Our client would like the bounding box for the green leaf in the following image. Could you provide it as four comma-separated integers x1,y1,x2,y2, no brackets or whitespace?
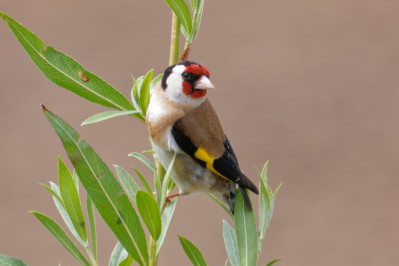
119,255,134,266
188,0,204,43
258,162,281,255
266,258,283,266
87,195,97,260
81,110,138,126
273,182,282,199
208,193,234,220
130,76,145,122
41,183,64,207
0,12,134,111
136,191,162,240
43,107,148,265
234,189,258,266
160,153,176,209
132,76,143,105
0,254,27,266
58,156,87,243
178,236,207,266
132,168,153,195
115,165,140,205
165,0,193,34
154,172,162,207
150,74,163,93
259,181,271,252
260,161,269,185
129,152,156,173
30,211,90,266
142,150,155,154
72,170,80,193
109,242,129,266
139,69,153,116
49,182,85,246
223,221,239,266
157,198,177,254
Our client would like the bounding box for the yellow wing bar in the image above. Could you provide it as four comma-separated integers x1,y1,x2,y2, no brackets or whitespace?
194,147,231,182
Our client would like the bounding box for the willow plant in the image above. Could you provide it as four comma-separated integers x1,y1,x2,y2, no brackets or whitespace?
0,1,281,265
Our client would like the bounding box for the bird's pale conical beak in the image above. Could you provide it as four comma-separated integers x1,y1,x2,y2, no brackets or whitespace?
194,76,215,90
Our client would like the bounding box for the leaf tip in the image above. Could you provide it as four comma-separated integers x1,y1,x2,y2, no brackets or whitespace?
41,103,48,112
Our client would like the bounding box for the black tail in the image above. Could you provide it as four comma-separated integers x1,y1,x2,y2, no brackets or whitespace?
240,186,253,211
238,174,258,211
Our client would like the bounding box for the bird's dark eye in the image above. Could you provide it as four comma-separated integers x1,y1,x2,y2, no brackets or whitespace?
182,72,190,80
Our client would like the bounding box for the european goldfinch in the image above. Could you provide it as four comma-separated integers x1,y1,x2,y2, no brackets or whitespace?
146,61,258,212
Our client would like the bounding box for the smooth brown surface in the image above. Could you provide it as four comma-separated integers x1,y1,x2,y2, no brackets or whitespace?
1,0,398,265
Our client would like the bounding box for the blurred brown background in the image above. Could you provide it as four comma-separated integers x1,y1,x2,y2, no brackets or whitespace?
1,0,398,265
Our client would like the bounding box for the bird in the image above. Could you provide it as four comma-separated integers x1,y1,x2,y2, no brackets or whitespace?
146,61,258,213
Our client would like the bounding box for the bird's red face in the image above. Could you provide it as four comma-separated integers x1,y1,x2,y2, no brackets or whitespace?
181,64,211,98
161,61,215,107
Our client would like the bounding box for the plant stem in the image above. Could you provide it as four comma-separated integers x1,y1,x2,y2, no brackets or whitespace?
85,245,98,266
169,13,181,66
149,236,158,266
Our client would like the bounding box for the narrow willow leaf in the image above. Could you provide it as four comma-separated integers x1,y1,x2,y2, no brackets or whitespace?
87,195,97,260
58,156,87,243
0,254,27,266
41,183,64,207
132,168,153,195
150,74,163,93
72,170,79,194
136,191,162,240
109,242,129,266
235,189,258,266
154,172,162,207
30,211,90,266
189,0,204,43
132,76,143,105
266,258,283,266
0,12,134,111
81,110,138,126
119,255,134,266
223,221,239,266
258,162,281,255
115,165,140,205
142,150,155,154
49,182,85,246
165,0,193,34
130,77,145,122
157,198,177,254
208,193,234,220
129,152,156,173
160,153,176,209
43,107,148,265
259,182,271,253
139,69,153,116
260,161,269,185
178,236,207,266
181,25,189,40
273,182,283,199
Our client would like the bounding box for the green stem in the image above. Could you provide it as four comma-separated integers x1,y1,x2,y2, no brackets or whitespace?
169,13,181,66
149,236,158,266
85,244,98,266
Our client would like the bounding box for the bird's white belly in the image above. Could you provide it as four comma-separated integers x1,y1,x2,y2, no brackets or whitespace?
152,142,214,195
